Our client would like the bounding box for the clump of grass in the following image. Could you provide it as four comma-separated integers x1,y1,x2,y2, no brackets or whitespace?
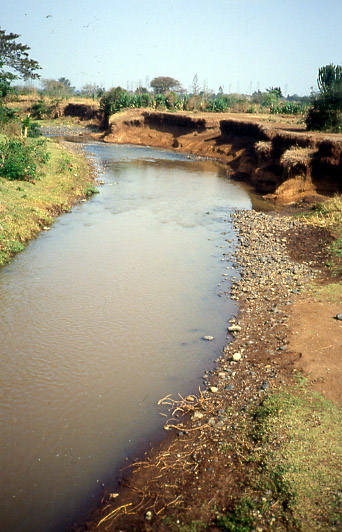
280,146,315,169
0,140,97,266
304,195,342,229
254,140,272,157
300,194,342,276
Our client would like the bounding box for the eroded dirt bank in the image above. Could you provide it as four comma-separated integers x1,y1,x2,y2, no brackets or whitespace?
103,110,342,204
76,206,342,532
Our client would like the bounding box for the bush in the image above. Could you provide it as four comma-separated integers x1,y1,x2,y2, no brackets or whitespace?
270,102,308,115
306,64,342,132
100,87,127,118
27,122,42,137
30,99,53,119
0,104,15,123
0,137,49,181
305,90,342,132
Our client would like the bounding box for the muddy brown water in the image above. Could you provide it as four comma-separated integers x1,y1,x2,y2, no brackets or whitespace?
0,143,258,532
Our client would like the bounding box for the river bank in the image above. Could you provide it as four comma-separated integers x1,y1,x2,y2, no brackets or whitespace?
0,135,98,266
1,118,341,531
77,205,342,531
104,110,342,205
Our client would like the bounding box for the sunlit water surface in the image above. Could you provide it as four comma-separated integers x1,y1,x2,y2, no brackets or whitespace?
0,143,252,531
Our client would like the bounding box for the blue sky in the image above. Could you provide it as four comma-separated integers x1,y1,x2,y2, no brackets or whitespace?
2,0,342,95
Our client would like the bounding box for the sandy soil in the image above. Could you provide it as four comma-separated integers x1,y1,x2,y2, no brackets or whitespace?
289,299,342,402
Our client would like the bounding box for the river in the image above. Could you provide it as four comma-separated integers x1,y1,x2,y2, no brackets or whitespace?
0,142,254,531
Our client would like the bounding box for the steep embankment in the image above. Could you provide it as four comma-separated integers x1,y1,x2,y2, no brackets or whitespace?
104,110,342,203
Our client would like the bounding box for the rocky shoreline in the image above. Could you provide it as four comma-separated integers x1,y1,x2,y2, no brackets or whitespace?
79,208,323,531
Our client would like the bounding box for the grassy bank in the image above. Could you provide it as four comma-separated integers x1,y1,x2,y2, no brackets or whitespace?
213,383,341,532
0,138,97,266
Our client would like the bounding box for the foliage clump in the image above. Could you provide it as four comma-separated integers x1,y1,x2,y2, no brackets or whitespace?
0,137,49,181
306,64,342,132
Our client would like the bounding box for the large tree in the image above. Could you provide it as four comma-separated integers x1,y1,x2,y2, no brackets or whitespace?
41,77,75,98
150,76,181,94
0,28,40,97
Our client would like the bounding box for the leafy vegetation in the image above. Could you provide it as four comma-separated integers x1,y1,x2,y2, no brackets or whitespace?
0,27,40,101
0,136,49,181
306,64,342,132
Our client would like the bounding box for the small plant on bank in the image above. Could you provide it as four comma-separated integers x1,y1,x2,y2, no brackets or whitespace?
30,99,53,119
84,186,99,197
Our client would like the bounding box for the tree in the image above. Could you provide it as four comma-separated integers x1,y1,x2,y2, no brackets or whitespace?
81,83,104,99
41,78,74,98
191,74,199,96
266,86,283,98
0,28,40,97
150,76,181,94
317,64,342,94
306,64,342,132
58,77,75,95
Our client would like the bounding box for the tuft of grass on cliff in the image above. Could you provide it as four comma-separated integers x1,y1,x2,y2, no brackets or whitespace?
0,138,97,266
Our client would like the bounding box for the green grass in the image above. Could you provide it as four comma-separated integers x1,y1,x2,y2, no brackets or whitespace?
163,516,207,531
0,139,97,266
306,281,342,303
300,195,342,277
216,386,342,532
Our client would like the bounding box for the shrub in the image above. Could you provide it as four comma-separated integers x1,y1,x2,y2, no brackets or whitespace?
30,99,53,119
100,87,127,118
27,122,42,137
270,102,308,115
305,64,342,132
0,137,49,181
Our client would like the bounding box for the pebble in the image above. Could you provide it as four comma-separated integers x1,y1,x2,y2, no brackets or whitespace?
228,325,241,332
192,411,204,420
203,336,214,341
232,353,242,361
210,386,219,393
335,314,342,320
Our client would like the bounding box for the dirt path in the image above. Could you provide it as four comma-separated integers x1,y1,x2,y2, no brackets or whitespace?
289,299,342,402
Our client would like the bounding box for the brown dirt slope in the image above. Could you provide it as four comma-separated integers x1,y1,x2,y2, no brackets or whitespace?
104,110,342,204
